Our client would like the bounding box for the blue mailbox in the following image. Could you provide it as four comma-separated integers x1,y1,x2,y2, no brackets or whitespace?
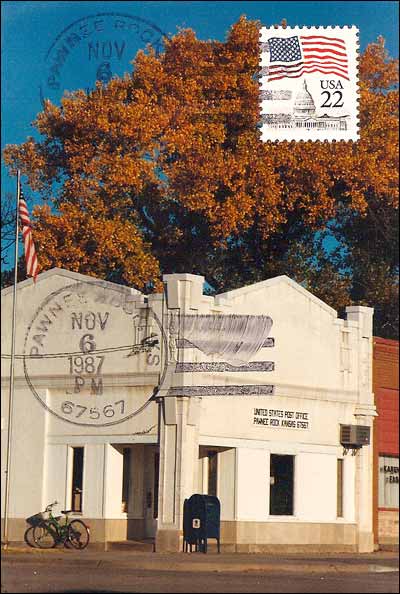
183,494,221,553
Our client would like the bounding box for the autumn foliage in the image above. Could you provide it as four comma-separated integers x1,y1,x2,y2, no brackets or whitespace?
3,18,399,334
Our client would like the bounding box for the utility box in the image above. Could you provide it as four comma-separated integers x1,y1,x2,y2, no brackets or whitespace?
183,494,221,553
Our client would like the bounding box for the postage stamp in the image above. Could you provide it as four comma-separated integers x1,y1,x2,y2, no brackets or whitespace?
40,12,167,106
259,26,359,142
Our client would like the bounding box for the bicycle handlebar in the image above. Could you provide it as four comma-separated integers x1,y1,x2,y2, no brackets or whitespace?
44,500,58,512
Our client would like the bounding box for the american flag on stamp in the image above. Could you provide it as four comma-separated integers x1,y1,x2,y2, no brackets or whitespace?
19,188,39,282
266,35,349,81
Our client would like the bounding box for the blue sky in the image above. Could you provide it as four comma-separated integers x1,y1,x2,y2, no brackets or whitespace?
1,1,399,267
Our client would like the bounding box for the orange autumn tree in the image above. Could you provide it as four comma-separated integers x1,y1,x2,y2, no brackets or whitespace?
3,19,399,333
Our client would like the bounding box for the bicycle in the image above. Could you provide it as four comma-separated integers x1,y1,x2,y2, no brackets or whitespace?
26,501,90,549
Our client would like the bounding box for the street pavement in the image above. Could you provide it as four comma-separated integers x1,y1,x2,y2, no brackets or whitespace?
2,547,399,593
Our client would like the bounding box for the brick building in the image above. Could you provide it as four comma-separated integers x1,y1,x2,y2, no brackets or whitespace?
373,337,399,549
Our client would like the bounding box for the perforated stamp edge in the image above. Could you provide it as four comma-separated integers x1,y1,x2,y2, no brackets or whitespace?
259,25,360,143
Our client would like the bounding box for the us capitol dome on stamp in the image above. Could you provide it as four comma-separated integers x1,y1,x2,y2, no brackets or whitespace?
266,79,349,131
293,80,316,117
290,79,349,130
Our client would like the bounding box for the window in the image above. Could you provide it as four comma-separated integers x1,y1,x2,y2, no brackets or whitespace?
270,454,294,515
208,451,218,496
71,447,84,512
337,459,344,517
379,455,399,509
122,448,131,513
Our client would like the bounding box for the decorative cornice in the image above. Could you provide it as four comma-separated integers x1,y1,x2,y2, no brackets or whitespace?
175,361,274,373
166,385,274,397
176,337,275,349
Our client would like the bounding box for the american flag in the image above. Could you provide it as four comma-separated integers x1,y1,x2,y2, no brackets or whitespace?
19,188,39,282
265,35,349,82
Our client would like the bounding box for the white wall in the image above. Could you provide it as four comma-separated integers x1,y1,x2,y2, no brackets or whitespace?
199,396,356,446
103,444,123,518
218,448,236,521
236,448,269,520
233,448,352,524
1,386,47,518
43,444,69,513
215,278,349,393
84,444,105,518
294,453,337,521
343,455,356,522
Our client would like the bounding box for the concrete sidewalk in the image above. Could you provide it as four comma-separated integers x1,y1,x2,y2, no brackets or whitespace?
2,546,399,575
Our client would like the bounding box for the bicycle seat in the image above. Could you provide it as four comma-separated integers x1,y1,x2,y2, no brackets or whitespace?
61,509,73,514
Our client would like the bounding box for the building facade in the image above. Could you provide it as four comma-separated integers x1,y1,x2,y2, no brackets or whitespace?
1,269,376,552
373,337,399,549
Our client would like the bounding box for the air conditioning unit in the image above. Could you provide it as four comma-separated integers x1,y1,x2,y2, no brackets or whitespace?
340,424,370,447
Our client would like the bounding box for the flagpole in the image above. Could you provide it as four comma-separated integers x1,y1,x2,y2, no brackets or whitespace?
3,169,20,549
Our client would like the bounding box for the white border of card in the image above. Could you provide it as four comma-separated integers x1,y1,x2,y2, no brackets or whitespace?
260,26,359,142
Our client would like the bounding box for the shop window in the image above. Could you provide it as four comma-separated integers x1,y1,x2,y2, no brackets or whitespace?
122,448,131,513
71,447,84,512
270,454,294,516
153,453,160,519
379,455,399,509
337,459,344,517
208,451,218,496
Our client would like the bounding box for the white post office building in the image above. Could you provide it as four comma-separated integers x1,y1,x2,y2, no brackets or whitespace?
1,268,376,552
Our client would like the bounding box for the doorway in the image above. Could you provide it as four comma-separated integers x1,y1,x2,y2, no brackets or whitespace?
144,447,159,538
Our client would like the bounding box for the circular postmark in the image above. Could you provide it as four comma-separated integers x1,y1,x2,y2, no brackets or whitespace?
40,12,168,106
23,280,168,427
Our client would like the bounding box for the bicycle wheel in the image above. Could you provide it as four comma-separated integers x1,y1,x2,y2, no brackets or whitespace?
32,525,56,548
24,526,36,548
67,520,90,549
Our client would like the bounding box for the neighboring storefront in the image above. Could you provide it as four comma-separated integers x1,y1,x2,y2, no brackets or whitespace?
1,268,377,552
373,337,399,549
